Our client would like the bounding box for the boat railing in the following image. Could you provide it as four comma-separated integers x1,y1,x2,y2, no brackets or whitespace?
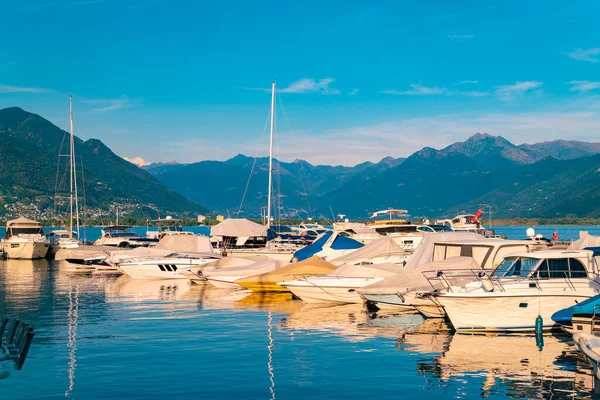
423,268,600,293
0,319,34,371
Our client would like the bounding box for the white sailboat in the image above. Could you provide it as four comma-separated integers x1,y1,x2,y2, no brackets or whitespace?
49,96,81,254
224,81,303,262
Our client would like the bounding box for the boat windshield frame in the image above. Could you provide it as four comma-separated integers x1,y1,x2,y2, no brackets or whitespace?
493,256,542,278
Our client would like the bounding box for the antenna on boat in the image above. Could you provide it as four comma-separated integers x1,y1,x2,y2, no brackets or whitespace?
266,81,276,228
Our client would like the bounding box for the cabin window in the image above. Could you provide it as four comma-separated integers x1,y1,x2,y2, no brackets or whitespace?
548,258,569,278
569,259,587,278
495,257,539,277
461,246,473,257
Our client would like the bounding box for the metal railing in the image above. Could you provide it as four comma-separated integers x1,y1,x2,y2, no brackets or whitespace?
0,319,34,371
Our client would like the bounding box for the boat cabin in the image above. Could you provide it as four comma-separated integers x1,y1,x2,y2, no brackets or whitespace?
100,226,138,238
5,218,44,239
493,249,597,279
432,239,553,269
146,217,192,240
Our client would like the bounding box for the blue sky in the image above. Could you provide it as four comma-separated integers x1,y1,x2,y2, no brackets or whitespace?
1,0,600,165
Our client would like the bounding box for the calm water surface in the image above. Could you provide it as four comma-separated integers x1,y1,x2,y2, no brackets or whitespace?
0,259,599,399
2,225,600,398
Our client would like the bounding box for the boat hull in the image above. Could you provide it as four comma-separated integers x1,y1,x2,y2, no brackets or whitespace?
438,293,592,332
227,250,293,263
2,240,49,259
361,293,417,312
206,277,244,289
285,285,363,304
119,264,197,280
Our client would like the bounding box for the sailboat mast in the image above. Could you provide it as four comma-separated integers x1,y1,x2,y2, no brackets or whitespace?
266,81,275,228
71,97,81,238
69,96,74,239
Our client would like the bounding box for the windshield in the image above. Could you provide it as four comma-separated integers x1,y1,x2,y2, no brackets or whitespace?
494,257,540,278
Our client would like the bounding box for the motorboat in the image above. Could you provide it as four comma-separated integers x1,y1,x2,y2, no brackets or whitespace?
552,290,600,334
94,225,150,247
330,236,410,267
211,218,304,262
202,258,282,289
1,218,50,259
435,210,489,235
431,249,600,332
109,234,221,279
145,216,195,241
358,232,553,310
365,209,425,250
46,229,80,256
279,263,399,304
118,253,221,279
235,255,337,292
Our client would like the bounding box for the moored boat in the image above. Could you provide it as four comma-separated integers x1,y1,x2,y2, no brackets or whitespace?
1,218,50,259
432,249,600,332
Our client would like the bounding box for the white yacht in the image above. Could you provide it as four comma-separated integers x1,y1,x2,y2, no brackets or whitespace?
47,229,80,257
435,211,486,234
365,209,427,250
1,218,50,259
118,253,221,279
145,216,194,241
431,249,600,332
279,263,399,304
94,225,149,247
358,233,553,310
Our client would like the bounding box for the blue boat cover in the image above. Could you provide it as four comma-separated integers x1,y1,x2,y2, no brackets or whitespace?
293,232,363,262
551,294,600,323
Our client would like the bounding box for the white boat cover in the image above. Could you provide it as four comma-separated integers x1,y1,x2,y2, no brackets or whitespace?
331,236,405,266
154,234,215,253
330,262,400,278
203,258,281,278
358,256,479,295
402,231,481,272
568,234,600,250
210,218,267,238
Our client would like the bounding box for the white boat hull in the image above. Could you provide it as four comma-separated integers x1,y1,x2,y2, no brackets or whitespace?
2,240,49,259
282,277,385,304
438,292,593,332
206,277,244,289
361,293,417,312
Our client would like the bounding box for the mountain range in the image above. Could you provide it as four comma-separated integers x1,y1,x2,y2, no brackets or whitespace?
0,107,207,220
2,106,599,221
147,133,600,219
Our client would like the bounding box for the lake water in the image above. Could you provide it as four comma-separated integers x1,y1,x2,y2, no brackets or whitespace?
0,259,599,399
2,225,600,399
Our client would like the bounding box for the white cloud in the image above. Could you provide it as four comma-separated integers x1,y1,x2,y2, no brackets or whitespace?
567,48,600,63
448,34,474,40
82,95,136,112
494,81,543,102
166,105,600,166
382,83,487,97
455,80,478,85
382,84,446,95
349,88,359,96
124,156,150,166
567,80,600,92
245,78,340,94
0,84,52,93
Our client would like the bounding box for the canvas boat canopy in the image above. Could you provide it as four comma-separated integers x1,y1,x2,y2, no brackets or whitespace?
235,255,337,292
7,217,43,227
203,258,281,279
293,231,363,262
402,231,482,272
210,218,268,238
330,262,399,278
358,256,480,295
331,236,405,266
569,234,600,250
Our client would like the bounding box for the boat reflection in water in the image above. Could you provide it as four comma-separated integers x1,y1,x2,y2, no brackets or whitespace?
420,333,594,398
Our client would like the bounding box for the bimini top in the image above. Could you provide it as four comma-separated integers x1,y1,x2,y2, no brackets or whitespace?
210,218,268,238
7,217,42,227
103,225,133,231
293,231,363,262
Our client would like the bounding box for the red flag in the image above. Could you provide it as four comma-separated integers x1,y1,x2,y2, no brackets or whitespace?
473,209,484,224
